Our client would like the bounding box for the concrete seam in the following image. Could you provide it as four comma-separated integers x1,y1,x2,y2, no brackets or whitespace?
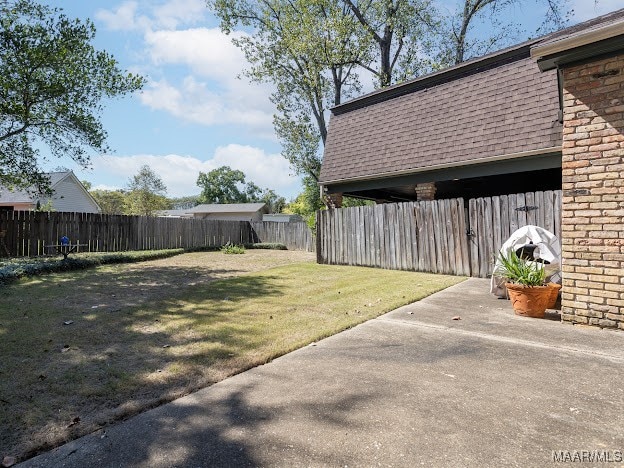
377,317,624,363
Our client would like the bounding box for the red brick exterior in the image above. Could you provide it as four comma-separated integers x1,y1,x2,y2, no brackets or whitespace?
561,53,624,329
415,182,437,201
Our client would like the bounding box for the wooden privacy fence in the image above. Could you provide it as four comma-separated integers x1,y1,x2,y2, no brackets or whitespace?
251,221,315,252
0,211,253,257
316,198,470,275
316,190,562,278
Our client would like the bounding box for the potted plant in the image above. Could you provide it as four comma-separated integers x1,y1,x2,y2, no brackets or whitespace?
495,250,552,318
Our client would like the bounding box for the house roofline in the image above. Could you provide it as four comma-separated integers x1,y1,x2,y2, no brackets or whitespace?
330,40,537,116
319,146,562,186
531,21,624,60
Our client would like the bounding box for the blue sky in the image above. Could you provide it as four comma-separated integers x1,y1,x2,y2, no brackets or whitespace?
39,0,623,199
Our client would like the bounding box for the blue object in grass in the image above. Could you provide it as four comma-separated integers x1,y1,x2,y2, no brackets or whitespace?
60,236,70,246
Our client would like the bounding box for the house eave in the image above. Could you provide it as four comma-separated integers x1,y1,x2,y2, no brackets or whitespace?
320,146,562,189
532,24,624,71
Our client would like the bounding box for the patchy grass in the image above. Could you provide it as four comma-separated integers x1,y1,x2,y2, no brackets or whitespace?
0,250,464,462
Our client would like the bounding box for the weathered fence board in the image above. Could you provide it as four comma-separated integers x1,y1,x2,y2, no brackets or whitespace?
316,199,468,274
316,190,562,278
250,221,315,252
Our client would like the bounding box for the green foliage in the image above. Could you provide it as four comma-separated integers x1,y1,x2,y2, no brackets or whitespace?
197,166,255,204
211,0,367,181
342,196,375,208
212,0,571,193
169,195,200,210
0,0,144,193
495,250,546,287
125,165,169,216
284,176,324,228
196,166,286,211
0,249,184,283
220,242,246,254
245,243,288,250
90,188,127,215
437,0,570,66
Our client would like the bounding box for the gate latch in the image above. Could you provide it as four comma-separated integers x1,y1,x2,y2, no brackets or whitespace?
516,205,538,212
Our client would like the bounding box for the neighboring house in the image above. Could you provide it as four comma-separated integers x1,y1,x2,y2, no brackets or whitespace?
187,203,269,222
262,213,304,223
0,171,100,213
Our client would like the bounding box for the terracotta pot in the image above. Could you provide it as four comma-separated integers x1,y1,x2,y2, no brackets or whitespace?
505,283,550,318
546,282,562,309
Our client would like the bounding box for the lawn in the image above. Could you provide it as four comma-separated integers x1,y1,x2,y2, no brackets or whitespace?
0,250,464,462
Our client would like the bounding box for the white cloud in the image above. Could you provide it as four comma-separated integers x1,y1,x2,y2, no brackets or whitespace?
95,1,142,31
83,147,298,198
571,0,624,21
96,0,207,32
139,26,276,136
152,0,207,30
139,77,273,132
145,28,247,81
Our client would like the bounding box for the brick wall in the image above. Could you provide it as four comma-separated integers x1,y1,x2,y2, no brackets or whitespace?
561,53,624,329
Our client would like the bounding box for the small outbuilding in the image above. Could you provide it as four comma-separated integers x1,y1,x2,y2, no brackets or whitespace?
187,203,269,222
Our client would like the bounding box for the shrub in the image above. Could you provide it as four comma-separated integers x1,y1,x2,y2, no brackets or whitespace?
0,249,184,284
244,243,287,250
221,243,246,254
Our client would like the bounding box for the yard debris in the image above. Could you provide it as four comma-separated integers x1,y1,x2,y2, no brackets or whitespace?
162,344,170,348
2,455,16,467
61,345,70,353
63,320,74,325
452,316,461,320
269,315,273,319
67,417,80,428
407,311,414,315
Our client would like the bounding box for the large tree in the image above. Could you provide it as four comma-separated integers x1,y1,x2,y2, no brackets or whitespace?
197,166,286,211
212,0,571,206
90,189,128,215
342,0,438,86
125,165,169,216
212,0,367,180
440,0,570,66
0,0,143,193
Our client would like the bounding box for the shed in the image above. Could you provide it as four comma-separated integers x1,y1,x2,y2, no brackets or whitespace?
188,203,269,222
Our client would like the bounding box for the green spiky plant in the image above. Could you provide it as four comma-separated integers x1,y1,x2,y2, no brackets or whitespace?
496,250,546,287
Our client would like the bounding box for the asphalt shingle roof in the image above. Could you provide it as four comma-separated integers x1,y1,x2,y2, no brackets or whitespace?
0,172,71,203
319,53,561,184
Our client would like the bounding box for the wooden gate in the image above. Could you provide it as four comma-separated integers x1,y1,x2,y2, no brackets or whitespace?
467,190,562,278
